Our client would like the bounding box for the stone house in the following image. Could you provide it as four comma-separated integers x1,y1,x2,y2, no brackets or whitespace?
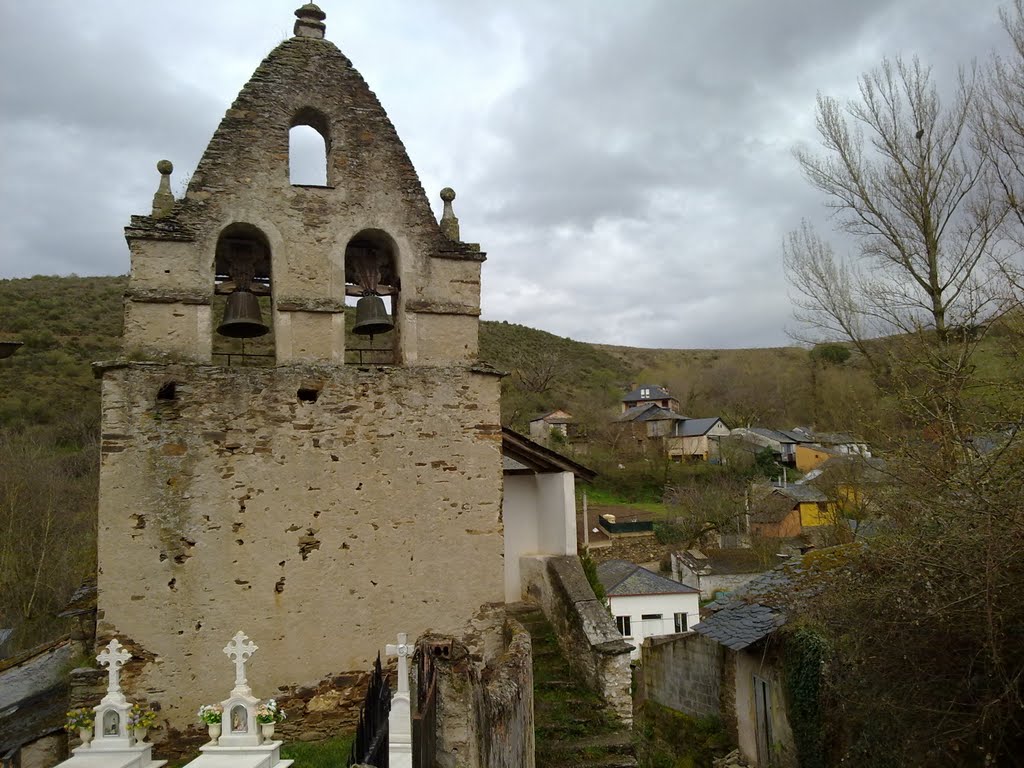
670,548,770,601
621,384,679,414
91,4,517,753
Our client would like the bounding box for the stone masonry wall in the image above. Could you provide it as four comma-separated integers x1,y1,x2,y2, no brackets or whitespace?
96,361,503,751
433,610,534,768
640,632,724,718
520,555,633,724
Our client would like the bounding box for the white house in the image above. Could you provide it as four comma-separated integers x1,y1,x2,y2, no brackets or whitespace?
596,560,701,660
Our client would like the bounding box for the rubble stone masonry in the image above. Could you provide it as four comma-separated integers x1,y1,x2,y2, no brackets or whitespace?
96,361,503,746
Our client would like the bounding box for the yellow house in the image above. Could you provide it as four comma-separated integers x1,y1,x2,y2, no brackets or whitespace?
750,484,831,536
794,444,841,473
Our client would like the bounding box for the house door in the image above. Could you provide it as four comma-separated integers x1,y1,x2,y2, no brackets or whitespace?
753,674,773,766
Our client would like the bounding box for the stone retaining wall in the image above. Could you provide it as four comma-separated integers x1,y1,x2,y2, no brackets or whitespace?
520,555,633,724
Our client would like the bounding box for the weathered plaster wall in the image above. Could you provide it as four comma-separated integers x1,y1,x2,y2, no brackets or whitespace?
640,632,724,718
96,361,503,744
520,555,632,724
502,472,576,603
733,646,795,767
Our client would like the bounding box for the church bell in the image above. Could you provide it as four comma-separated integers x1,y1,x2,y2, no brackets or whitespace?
352,294,394,338
217,290,270,338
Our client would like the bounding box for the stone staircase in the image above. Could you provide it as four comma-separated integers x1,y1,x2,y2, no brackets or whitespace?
507,603,637,768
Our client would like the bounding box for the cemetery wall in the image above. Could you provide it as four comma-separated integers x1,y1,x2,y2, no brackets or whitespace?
95,360,503,751
521,555,633,724
639,632,724,717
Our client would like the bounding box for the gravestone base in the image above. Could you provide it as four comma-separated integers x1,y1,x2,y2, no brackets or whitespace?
183,740,293,768
57,743,166,768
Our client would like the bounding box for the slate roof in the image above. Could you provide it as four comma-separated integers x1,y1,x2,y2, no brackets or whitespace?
694,547,856,651
773,484,827,503
597,559,699,597
678,417,725,437
693,602,785,651
622,385,674,404
747,427,797,444
618,404,684,422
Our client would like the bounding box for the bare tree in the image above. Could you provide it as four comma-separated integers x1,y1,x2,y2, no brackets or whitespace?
786,57,1004,354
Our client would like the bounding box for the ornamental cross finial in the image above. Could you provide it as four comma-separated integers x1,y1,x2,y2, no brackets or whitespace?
385,632,413,695
97,638,132,696
223,631,258,691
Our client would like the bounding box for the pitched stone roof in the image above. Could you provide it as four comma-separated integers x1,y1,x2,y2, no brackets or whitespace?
694,546,857,651
618,404,684,423
597,560,699,597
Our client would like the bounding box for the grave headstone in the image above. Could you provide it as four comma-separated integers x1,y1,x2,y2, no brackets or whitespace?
182,631,293,768
53,638,166,768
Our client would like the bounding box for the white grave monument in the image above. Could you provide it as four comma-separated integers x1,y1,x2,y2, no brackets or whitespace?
385,633,413,768
183,631,293,768
54,638,167,768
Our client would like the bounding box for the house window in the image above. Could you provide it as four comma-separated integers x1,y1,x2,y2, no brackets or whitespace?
616,615,631,637
641,613,662,620
674,612,688,632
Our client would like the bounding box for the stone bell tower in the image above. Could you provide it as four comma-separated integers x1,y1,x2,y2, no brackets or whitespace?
96,4,503,749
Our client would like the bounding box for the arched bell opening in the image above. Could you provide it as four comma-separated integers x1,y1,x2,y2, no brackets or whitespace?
344,229,399,365
289,107,331,187
212,223,275,367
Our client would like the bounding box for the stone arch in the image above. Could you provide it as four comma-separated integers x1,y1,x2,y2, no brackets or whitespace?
289,107,331,186
212,222,275,365
344,228,399,364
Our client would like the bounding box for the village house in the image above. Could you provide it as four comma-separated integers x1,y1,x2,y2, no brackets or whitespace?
528,409,574,443
670,548,771,601
621,384,679,414
596,560,701,660
639,551,852,767
749,483,829,539
616,404,729,462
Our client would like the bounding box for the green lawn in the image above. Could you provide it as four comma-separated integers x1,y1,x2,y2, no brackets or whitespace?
580,486,668,516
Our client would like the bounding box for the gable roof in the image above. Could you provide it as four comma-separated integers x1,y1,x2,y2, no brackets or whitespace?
747,427,797,445
622,385,674,404
529,410,572,425
773,484,827,503
597,559,699,597
618,404,685,423
501,427,596,481
678,417,726,436
694,547,856,650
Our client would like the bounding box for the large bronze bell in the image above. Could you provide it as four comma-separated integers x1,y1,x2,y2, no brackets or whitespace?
352,294,394,337
217,291,270,338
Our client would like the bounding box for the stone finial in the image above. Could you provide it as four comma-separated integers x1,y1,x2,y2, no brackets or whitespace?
439,187,460,241
151,160,175,218
294,3,326,38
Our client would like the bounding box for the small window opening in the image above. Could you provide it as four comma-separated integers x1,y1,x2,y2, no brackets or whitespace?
297,387,320,403
157,381,177,401
289,124,328,186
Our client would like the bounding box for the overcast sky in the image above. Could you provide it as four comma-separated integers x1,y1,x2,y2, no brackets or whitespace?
0,1,1010,348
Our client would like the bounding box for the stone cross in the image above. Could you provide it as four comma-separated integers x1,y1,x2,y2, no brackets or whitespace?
386,632,413,768
385,632,413,695
97,638,132,699
223,631,258,693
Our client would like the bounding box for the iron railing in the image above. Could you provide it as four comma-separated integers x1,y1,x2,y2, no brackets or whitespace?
347,654,391,767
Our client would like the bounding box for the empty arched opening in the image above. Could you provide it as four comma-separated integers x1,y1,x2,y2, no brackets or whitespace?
212,223,275,366
289,108,330,186
344,229,399,365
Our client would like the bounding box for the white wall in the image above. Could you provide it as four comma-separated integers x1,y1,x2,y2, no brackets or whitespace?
503,471,577,603
607,591,701,660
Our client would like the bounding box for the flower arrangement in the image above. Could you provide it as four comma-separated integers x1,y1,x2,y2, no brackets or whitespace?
65,708,94,732
129,704,157,729
256,699,287,724
197,704,223,724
